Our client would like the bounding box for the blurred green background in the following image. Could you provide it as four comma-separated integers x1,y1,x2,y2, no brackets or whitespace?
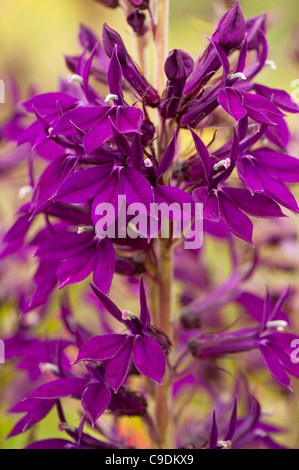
1,0,299,449
0,0,299,94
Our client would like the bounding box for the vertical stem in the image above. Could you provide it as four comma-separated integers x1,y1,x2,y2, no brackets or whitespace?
154,0,170,95
158,238,173,338
155,237,174,448
133,34,148,77
152,0,173,449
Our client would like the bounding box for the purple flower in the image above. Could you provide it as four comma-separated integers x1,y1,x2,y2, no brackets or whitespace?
102,24,159,106
75,278,167,391
189,290,299,390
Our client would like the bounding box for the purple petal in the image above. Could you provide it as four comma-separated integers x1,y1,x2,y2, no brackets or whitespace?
75,334,127,362
54,164,114,203
209,410,218,449
252,147,299,183
225,397,237,441
26,439,73,449
222,187,285,218
23,93,78,116
6,400,55,439
259,343,292,390
26,378,88,399
93,238,115,293
254,84,299,113
119,166,154,211
189,128,211,180
157,130,177,178
140,277,151,331
236,156,263,194
35,231,94,261
218,88,247,123
51,106,109,136
218,190,253,244
133,335,166,384
57,245,95,288
107,45,124,105
105,336,135,392
82,383,111,425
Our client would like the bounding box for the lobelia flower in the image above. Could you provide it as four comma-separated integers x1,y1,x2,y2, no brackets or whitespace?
191,130,286,245
208,398,237,449
34,230,115,294
183,1,246,100
65,24,109,86
127,9,148,36
6,300,149,439
231,389,286,449
102,24,159,106
2,0,299,450
206,390,285,449
189,289,299,390
160,49,194,119
93,0,119,7
75,278,167,392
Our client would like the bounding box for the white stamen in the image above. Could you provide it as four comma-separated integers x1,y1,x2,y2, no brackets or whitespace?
229,72,247,81
22,311,39,327
77,226,95,234
59,423,76,432
48,127,54,135
266,320,288,331
18,185,33,199
67,73,83,84
122,310,136,321
265,60,277,70
213,158,231,171
39,363,60,374
144,158,153,168
105,94,119,103
254,429,267,438
261,407,274,417
248,124,261,134
217,440,232,449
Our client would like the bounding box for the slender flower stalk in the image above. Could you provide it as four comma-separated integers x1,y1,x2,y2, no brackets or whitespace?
154,0,170,95
2,0,299,451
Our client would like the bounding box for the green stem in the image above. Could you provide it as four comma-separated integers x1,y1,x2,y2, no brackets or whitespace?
152,0,173,449
155,237,174,448
154,0,170,95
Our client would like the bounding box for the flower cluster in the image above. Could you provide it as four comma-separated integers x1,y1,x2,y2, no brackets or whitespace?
1,1,299,449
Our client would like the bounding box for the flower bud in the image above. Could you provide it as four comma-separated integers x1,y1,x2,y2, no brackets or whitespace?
216,1,246,52
128,0,150,9
109,386,147,416
146,325,172,354
93,0,119,7
127,9,148,36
